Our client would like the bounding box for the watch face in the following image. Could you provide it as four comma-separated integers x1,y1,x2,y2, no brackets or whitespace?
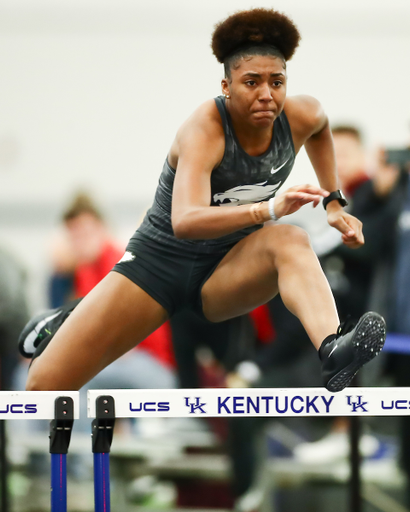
323,190,348,209
338,190,348,206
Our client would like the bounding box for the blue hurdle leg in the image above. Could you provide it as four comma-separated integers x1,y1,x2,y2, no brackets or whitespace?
51,453,67,512
49,397,74,512
94,452,111,512
92,395,115,512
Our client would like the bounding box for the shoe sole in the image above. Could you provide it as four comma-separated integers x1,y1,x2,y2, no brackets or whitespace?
326,312,386,392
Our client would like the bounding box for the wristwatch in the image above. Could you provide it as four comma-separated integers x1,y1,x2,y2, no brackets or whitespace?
323,189,348,210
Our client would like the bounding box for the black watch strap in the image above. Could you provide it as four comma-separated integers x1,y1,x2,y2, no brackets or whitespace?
323,190,348,210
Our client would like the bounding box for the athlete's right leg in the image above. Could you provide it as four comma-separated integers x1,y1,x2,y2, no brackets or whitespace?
26,271,168,391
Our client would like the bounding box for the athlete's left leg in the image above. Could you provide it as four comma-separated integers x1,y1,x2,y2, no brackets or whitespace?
201,223,386,391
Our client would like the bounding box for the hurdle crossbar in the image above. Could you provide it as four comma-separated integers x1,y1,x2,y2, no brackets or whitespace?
88,387,410,418
0,391,80,420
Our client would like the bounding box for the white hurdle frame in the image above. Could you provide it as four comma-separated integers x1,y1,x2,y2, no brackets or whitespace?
87,387,410,512
0,391,80,420
0,391,80,512
88,387,410,418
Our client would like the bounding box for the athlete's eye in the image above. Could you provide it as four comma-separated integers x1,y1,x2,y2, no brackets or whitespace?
273,80,283,87
245,80,257,86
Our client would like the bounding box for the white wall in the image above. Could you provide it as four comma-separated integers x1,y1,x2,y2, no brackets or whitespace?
0,0,409,309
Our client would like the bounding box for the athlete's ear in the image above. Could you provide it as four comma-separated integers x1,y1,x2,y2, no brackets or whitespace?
221,79,230,99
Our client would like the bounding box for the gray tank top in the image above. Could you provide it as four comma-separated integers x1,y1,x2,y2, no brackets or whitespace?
138,96,296,253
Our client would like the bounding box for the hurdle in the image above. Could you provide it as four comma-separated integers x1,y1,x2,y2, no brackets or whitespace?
0,391,80,512
88,386,410,512
88,387,410,418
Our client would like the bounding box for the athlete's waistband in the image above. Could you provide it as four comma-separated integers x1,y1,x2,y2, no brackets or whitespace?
137,216,260,255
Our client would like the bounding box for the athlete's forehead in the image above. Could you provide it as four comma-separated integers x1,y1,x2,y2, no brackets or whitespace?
232,55,286,77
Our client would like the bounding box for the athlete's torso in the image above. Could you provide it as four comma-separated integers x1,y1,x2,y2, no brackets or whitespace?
139,96,296,253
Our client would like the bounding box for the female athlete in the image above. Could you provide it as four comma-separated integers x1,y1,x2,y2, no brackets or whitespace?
22,8,386,393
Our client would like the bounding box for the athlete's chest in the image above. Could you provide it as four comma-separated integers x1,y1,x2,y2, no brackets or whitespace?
210,136,295,206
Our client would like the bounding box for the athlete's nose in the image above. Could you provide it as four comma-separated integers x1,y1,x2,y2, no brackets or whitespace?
258,82,273,101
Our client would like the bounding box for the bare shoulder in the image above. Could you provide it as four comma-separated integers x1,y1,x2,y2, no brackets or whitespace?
169,99,225,167
284,95,328,149
179,100,224,145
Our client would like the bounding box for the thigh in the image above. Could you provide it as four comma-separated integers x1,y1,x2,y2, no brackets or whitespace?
201,223,296,322
27,271,168,391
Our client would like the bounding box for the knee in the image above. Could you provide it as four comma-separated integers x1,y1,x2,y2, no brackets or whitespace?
25,361,53,391
282,224,311,246
26,377,62,392
25,379,43,391
269,223,311,249
25,374,44,392
266,224,312,263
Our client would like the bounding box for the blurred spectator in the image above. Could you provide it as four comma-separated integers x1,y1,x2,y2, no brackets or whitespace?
171,310,256,390
293,126,389,463
0,246,29,390
371,147,410,506
310,126,372,322
224,298,322,509
48,192,124,306
172,302,318,509
171,306,282,509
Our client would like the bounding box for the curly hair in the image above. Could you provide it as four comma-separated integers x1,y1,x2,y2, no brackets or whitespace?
211,8,301,77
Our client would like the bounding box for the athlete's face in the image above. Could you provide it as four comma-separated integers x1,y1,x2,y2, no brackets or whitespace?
222,55,287,128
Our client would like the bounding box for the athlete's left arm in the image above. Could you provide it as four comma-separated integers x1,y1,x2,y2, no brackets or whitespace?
285,95,364,249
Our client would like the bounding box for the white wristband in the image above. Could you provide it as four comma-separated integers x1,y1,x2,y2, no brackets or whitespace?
268,197,279,221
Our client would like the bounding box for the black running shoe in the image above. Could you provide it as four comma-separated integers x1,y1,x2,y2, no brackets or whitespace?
18,298,82,358
319,311,386,392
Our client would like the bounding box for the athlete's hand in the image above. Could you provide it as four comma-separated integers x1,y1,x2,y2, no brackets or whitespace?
274,184,329,218
326,204,364,249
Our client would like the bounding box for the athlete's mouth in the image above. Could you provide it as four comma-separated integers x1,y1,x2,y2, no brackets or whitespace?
253,110,275,117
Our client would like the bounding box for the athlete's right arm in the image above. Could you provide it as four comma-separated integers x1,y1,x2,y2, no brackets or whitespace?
171,101,266,239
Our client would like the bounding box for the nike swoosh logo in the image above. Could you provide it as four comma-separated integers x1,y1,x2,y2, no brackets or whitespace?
270,159,289,174
328,345,338,357
24,311,62,352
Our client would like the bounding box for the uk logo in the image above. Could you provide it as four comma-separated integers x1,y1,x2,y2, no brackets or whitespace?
184,397,206,414
346,395,368,413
